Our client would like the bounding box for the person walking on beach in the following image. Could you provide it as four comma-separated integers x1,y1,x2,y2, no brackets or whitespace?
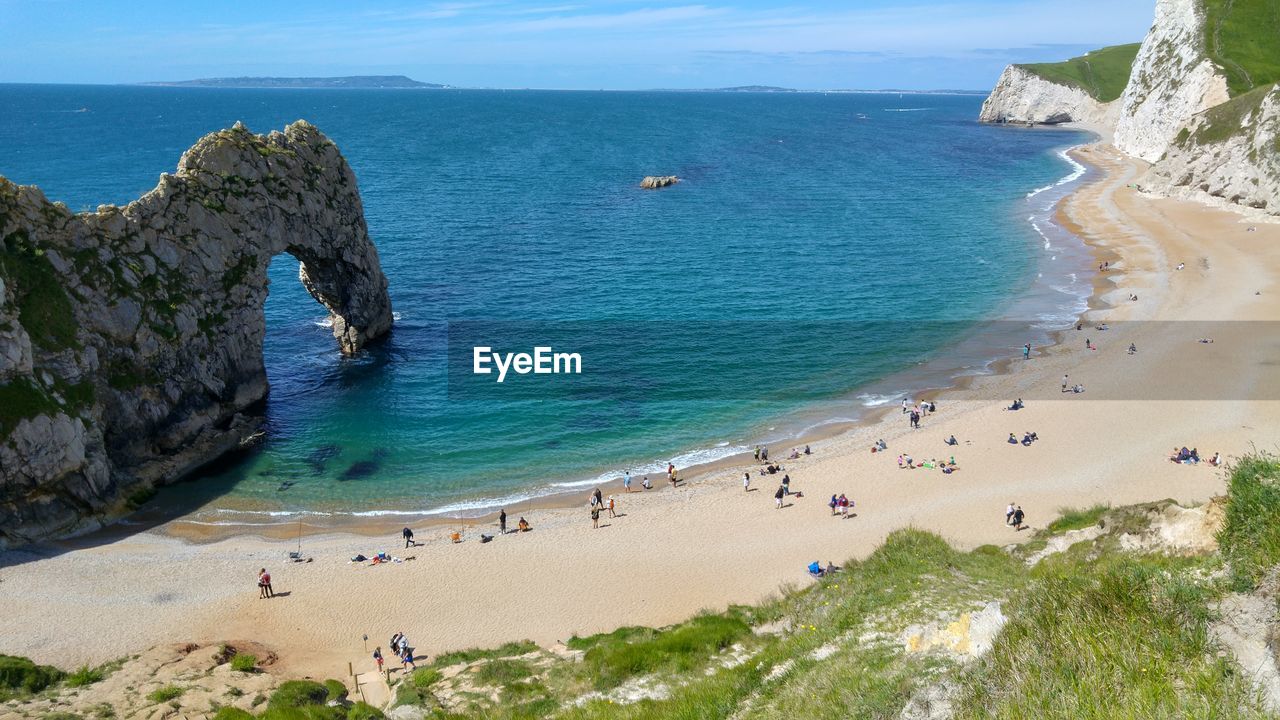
402,527,415,548
373,647,384,673
910,410,920,429
1061,374,1069,393
592,488,603,509
608,495,617,518
1012,506,1026,530
1005,502,1015,525
623,471,632,493
499,508,507,535
839,494,852,519
591,505,601,529
258,568,273,599
754,446,761,461
761,446,769,462
829,494,839,516
781,474,791,496
774,485,785,509
1023,343,1031,360
902,398,910,414
743,472,751,492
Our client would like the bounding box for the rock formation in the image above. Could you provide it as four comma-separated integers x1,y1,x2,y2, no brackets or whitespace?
0,120,393,547
1112,0,1230,162
640,176,679,189
979,0,1279,216
978,65,1115,126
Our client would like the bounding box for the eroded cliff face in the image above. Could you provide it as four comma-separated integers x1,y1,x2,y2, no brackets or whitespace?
1112,0,1230,162
0,121,393,546
978,65,1116,126
1148,85,1280,213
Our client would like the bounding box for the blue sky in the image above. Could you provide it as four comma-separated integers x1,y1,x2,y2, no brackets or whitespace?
0,0,1155,89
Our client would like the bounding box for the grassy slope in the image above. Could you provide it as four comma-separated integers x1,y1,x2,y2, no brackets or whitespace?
1201,0,1280,96
1016,43,1141,103
11,457,1280,719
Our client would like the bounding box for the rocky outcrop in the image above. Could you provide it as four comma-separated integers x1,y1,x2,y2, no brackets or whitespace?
1113,0,1230,162
0,121,393,547
640,176,678,189
978,65,1115,126
1146,84,1280,212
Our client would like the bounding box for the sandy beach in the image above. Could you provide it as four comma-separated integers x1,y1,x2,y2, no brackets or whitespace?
2,140,1278,682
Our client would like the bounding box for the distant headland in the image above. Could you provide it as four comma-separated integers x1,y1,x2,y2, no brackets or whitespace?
142,75,449,89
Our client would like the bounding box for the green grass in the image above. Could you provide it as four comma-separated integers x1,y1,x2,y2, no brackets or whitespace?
0,228,80,352
64,665,103,688
1182,83,1274,146
0,654,63,694
1201,0,1280,96
473,659,535,687
231,652,257,672
1017,43,1141,102
1045,504,1110,534
0,377,59,436
431,640,541,668
1218,453,1280,590
147,685,184,703
267,680,329,708
577,613,751,690
952,553,1264,718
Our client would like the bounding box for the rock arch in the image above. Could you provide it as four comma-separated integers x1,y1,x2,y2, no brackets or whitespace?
0,121,393,546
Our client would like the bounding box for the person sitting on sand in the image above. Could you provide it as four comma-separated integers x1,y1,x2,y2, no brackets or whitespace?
518,517,531,531
876,439,887,451
450,531,462,543
1199,337,1214,344
1008,433,1018,445
1209,452,1222,467
1021,432,1033,446
808,561,825,578
946,435,958,446
789,448,800,460
1128,343,1137,354
825,561,841,574
804,445,812,455
1190,448,1201,464
1073,384,1085,393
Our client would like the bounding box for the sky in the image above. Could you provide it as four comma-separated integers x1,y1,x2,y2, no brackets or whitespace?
0,0,1157,90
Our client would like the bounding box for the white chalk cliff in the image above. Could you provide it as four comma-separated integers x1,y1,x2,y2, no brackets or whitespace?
1112,0,1231,162
978,65,1116,126
981,0,1278,216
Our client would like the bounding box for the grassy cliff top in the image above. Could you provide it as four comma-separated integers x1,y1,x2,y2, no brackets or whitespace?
1016,43,1141,103
1201,0,1280,96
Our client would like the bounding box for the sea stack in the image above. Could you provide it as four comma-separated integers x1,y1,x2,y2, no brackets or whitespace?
0,120,393,547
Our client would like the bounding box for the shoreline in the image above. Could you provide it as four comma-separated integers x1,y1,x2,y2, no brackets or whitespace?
6,137,1278,681
145,130,1100,545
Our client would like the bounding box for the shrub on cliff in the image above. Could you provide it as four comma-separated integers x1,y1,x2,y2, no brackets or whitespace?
1218,453,1280,590
0,654,64,693
267,680,330,709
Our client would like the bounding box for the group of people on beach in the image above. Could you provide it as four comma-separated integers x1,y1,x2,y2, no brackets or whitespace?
375,632,416,672
1169,447,1221,466
589,487,619,528
1005,503,1027,530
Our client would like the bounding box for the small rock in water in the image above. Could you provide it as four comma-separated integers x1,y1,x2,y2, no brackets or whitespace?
305,444,342,475
640,175,679,189
340,460,380,481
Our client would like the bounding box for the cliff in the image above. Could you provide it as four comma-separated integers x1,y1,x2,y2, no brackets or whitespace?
980,0,1280,216
978,44,1140,126
978,65,1116,125
0,121,393,547
1112,0,1230,161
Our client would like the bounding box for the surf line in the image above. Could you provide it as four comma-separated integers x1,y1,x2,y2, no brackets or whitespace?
473,346,583,383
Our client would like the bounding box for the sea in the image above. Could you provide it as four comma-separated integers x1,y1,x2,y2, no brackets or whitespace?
0,85,1095,525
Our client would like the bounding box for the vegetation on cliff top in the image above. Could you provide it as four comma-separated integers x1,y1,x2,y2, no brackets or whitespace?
1016,43,1141,102
1201,0,1280,96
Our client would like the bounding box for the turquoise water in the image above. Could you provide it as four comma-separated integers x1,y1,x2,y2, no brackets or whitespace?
0,85,1092,521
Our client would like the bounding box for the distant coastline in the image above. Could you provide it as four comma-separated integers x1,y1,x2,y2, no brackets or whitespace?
142,75,450,89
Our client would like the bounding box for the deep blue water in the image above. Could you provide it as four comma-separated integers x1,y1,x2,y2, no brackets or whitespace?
0,85,1092,521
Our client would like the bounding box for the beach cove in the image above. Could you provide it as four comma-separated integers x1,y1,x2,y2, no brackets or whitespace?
3,135,1277,683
